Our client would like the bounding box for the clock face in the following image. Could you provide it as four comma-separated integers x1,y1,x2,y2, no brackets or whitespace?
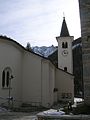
62,50,68,56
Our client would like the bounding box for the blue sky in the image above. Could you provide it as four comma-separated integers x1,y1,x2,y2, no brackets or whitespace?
0,0,81,47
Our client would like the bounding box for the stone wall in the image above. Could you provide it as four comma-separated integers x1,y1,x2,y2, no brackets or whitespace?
79,0,90,105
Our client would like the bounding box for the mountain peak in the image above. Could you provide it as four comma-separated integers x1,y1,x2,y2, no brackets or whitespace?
32,45,57,57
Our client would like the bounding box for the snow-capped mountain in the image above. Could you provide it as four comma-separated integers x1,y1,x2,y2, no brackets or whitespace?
31,41,82,58
32,45,57,57
31,36,82,58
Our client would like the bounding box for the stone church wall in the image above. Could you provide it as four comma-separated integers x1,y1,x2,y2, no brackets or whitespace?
79,0,90,104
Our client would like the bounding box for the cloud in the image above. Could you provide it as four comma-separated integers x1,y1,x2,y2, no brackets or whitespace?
0,0,81,46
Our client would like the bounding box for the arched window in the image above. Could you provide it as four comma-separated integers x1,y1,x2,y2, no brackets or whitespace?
62,42,68,48
2,71,5,87
65,42,68,48
6,71,9,87
2,67,12,88
62,42,65,48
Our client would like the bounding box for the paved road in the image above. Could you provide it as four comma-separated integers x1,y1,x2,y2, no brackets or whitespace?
0,112,37,120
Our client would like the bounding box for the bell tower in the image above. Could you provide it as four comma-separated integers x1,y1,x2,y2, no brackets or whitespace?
56,17,74,74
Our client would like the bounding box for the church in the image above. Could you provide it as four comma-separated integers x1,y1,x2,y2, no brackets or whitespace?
0,17,74,108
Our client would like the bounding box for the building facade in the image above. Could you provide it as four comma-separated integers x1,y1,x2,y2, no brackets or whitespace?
0,18,74,108
79,0,90,104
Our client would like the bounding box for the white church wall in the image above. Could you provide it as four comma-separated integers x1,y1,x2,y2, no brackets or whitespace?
49,62,56,105
41,60,56,107
22,51,42,106
0,39,23,105
0,38,57,107
0,37,74,108
56,68,74,102
41,59,50,107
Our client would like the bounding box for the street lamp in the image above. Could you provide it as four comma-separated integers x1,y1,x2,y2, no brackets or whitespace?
8,75,14,108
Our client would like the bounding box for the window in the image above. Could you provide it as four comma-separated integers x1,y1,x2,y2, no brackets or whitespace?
62,42,65,48
2,67,12,88
64,67,67,72
6,71,9,87
2,71,5,87
65,42,68,48
62,42,68,48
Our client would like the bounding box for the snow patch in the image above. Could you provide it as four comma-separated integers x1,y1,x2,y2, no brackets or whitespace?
38,109,65,116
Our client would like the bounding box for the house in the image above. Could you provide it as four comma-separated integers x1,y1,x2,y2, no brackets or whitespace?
0,17,74,108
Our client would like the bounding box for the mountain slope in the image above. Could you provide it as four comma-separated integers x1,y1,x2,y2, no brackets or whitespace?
32,45,57,57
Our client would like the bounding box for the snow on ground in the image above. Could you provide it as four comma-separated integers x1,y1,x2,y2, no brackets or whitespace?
0,98,84,119
42,109,65,115
72,98,84,108
74,97,83,103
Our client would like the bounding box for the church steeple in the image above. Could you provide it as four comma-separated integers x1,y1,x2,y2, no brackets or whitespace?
60,17,70,37
56,17,74,74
